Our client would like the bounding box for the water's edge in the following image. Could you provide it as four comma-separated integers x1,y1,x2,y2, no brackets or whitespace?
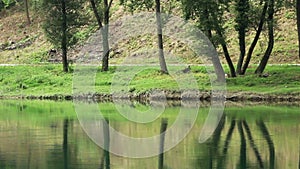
1,90,299,102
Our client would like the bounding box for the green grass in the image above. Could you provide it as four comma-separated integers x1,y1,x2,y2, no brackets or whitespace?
225,65,300,94
0,64,299,97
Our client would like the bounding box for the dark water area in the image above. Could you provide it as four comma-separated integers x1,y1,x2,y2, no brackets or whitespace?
0,100,299,169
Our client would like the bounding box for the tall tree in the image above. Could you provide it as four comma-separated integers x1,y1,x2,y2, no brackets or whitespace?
255,0,275,74
155,0,168,74
241,1,268,74
24,0,31,25
42,0,83,72
181,0,237,77
120,0,169,74
61,0,68,72
89,0,113,71
297,0,300,58
235,0,250,75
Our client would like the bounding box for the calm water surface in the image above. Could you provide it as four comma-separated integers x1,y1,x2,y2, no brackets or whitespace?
0,100,299,169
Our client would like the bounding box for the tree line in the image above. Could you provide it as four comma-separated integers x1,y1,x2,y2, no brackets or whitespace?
2,0,300,77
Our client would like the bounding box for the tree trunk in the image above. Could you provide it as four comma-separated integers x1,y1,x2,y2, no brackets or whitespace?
297,0,300,58
24,0,31,25
255,0,274,74
216,27,236,77
61,0,68,73
155,0,168,74
217,29,236,77
101,0,110,71
236,0,249,75
236,30,246,75
204,7,213,40
90,0,103,29
222,44,236,77
241,1,268,75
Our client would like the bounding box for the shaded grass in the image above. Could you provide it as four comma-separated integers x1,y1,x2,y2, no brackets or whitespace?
225,65,300,94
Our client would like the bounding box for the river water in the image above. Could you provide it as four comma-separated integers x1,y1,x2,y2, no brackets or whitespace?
0,100,299,169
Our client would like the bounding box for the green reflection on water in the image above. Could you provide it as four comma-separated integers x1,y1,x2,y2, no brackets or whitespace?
0,100,299,169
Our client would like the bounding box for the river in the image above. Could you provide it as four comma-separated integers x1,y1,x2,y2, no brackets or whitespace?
0,100,299,169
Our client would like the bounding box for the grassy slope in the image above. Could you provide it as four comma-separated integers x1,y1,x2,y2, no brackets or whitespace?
0,64,299,97
0,5,300,65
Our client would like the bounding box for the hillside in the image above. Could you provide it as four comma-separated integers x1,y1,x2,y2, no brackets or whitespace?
0,4,299,65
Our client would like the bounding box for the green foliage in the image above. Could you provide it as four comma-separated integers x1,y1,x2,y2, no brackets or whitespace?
1,0,15,9
42,0,85,49
120,0,154,12
234,0,250,32
181,0,229,46
0,1,4,9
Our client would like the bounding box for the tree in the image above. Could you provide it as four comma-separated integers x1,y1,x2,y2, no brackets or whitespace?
181,0,237,77
42,0,83,72
241,1,268,74
235,0,250,75
297,0,300,58
120,0,169,74
24,0,31,25
255,0,275,74
89,0,113,71
155,0,168,74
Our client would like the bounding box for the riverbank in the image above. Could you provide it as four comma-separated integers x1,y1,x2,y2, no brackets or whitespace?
0,64,299,102
1,90,299,102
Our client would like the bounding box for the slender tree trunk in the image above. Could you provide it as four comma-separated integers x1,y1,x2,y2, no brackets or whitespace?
255,0,274,74
222,44,236,77
217,29,236,77
203,4,225,81
297,0,300,58
204,7,213,40
102,26,110,71
155,0,168,74
236,30,246,75
24,0,31,25
90,0,103,29
241,1,268,74
61,0,68,73
101,0,111,71
236,0,249,75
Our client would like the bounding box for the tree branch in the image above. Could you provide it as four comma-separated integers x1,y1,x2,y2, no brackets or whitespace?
108,0,113,11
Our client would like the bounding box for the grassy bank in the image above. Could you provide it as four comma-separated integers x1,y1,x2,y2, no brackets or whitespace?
0,64,299,98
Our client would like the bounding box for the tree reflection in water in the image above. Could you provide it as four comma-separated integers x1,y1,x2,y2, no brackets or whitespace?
195,114,275,169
